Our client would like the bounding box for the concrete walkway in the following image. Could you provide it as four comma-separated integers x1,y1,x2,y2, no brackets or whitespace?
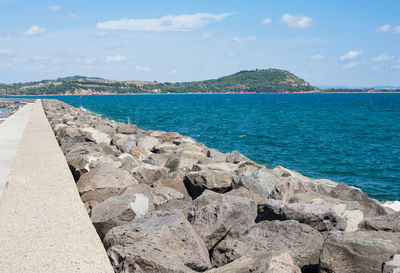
0,103,34,198
0,100,113,272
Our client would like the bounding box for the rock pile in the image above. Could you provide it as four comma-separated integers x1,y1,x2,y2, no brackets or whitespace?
42,99,400,273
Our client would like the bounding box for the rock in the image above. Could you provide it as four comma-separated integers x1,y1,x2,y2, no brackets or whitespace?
80,187,126,214
94,122,116,136
137,135,161,151
159,132,182,143
212,220,324,270
116,123,138,134
205,148,226,162
233,167,281,197
154,142,177,154
148,152,170,167
206,251,301,273
293,192,365,232
328,183,387,217
227,187,263,209
165,150,207,172
226,151,244,164
76,164,137,194
156,199,192,217
91,192,152,239
189,190,256,245
272,166,312,183
381,200,400,212
319,231,400,273
192,162,238,173
104,210,211,272
173,136,197,145
151,186,185,208
118,153,140,173
153,170,192,201
359,212,400,232
184,169,234,199
383,250,400,273
129,146,151,161
112,133,137,153
80,127,111,144
257,199,346,231
132,163,169,185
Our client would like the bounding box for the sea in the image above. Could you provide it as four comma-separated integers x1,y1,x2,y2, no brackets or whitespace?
7,93,400,201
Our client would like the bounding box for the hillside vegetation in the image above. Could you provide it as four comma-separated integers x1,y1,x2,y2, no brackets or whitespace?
0,69,317,95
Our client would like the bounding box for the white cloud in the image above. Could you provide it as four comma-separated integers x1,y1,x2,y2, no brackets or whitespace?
69,14,78,19
370,64,384,70
24,25,46,36
200,32,212,40
97,12,233,32
233,36,256,42
342,62,359,70
261,18,272,25
371,54,394,62
393,26,400,34
135,65,151,72
391,64,400,70
228,52,234,57
280,13,312,29
376,24,391,32
76,58,96,65
105,55,127,63
310,54,325,60
170,69,177,75
46,5,60,11
0,48,13,55
339,50,362,61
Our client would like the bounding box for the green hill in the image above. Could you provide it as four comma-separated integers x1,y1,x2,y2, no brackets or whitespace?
0,69,318,95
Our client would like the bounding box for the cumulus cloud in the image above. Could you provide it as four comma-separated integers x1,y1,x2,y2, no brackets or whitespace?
200,32,212,40
393,26,400,34
105,55,127,63
339,50,362,61
135,65,151,72
261,18,272,25
0,48,13,55
46,5,60,11
310,54,325,60
233,36,256,42
24,25,46,36
371,54,394,62
376,24,391,32
280,13,312,29
342,62,359,70
97,12,233,32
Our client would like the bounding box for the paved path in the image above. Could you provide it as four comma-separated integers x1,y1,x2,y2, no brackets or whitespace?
0,100,113,273
0,103,34,198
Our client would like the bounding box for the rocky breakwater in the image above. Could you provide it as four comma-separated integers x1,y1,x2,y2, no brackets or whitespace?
42,99,400,273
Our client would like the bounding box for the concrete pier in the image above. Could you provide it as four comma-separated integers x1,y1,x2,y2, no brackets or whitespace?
0,100,113,272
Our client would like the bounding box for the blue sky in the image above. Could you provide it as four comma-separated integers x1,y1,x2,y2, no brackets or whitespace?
0,0,400,87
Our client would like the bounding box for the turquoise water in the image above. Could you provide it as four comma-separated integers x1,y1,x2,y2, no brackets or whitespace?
8,93,400,201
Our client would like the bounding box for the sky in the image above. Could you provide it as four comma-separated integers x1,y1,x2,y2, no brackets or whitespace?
0,0,400,87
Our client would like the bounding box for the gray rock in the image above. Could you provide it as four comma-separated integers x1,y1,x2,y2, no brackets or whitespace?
111,133,137,153
154,142,177,154
233,167,281,197
226,151,244,164
159,131,182,143
151,186,185,208
104,210,211,272
212,220,324,270
156,199,192,217
257,199,346,231
91,192,152,239
80,127,111,145
165,150,207,172
132,163,169,186
80,187,126,214
383,250,400,273
137,135,161,151
319,231,400,273
205,251,301,273
128,146,151,161
76,164,137,194
359,212,400,232
116,123,138,134
153,170,192,201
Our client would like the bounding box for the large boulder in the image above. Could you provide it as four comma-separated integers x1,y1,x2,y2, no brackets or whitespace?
206,251,301,273
233,167,281,197
76,164,137,194
383,250,400,273
151,186,185,208
359,212,400,232
328,183,387,217
137,135,161,151
153,170,192,201
257,199,346,231
212,220,324,271
132,163,169,185
80,187,126,214
91,191,152,239
165,150,207,172
112,133,137,153
190,191,256,242
129,146,151,161
80,127,111,145
104,210,211,272
116,123,138,134
319,231,400,273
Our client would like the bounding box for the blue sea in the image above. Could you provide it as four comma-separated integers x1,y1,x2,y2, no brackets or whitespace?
8,93,400,201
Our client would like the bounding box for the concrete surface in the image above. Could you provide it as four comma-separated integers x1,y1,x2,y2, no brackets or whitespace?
0,103,34,198
0,100,113,273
